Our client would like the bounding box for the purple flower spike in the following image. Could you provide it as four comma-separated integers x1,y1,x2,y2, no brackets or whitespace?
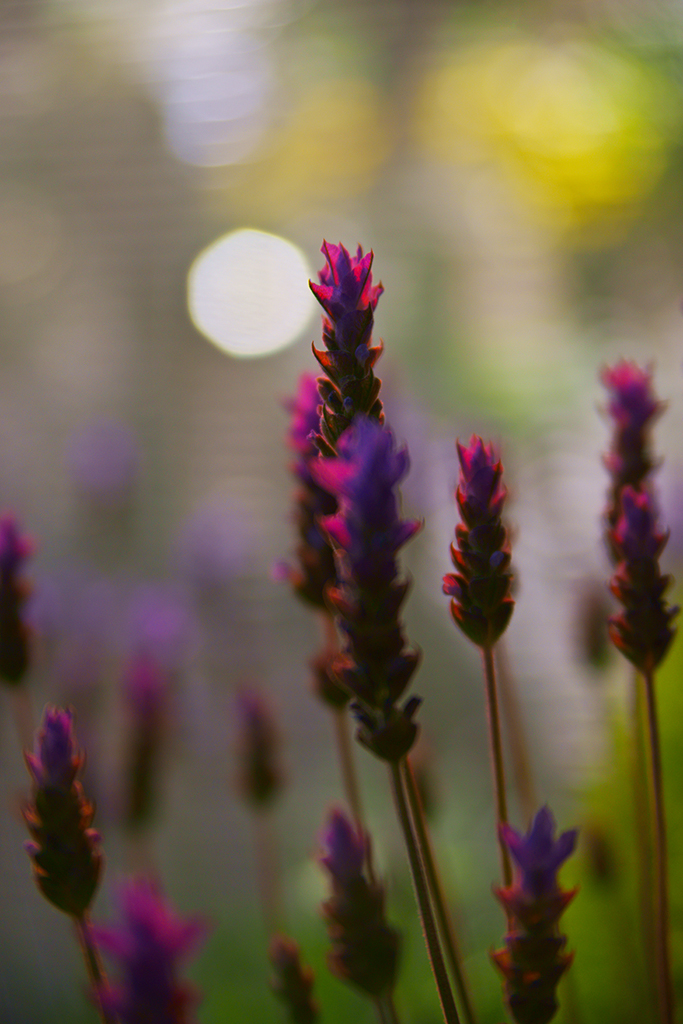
0,514,32,686
235,686,283,808
602,360,661,535
608,486,677,673
500,806,578,900
493,807,577,1024
309,240,385,455
95,878,207,1024
319,808,399,998
443,436,514,649
24,706,102,918
311,418,422,762
319,808,365,884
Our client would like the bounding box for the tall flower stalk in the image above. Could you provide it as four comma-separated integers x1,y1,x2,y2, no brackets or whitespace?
23,706,114,1024
602,361,677,1024
314,417,464,1024
443,437,515,886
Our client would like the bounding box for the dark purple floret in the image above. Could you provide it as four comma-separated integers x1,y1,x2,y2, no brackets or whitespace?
500,806,578,900
493,807,577,1024
234,686,283,808
269,935,319,1024
95,878,207,1024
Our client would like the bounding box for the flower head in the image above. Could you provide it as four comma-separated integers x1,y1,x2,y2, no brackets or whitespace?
443,436,514,648
310,242,383,337
311,419,422,761
602,360,661,533
0,514,32,685
234,686,283,808
269,935,318,1024
493,807,577,1024
608,486,677,672
95,878,207,1024
500,806,578,901
319,808,399,998
319,807,365,884
309,241,384,454
24,706,102,917
26,706,80,791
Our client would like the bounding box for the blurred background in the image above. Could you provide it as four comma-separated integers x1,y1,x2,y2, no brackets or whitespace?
2,0,683,1020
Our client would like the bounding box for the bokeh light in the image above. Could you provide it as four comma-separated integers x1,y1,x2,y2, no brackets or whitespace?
187,228,315,357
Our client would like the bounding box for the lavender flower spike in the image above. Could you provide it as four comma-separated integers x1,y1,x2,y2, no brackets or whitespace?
310,241,385,455
24,707,103,918
608,486,677,673
319,808,399,998
493,807,578,1024
312,417,422,761
94,877,207,1024
443,436,514,648
602,360,661,531
0,514,32,685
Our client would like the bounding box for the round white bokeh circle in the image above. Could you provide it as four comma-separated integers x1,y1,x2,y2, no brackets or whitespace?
188,229,315,358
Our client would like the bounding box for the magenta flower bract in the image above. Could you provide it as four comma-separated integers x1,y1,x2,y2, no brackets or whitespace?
24,706,103,918
493,807,577,1024
311,418,422,762
608,486,677,673
95,878,207,1024
309,241,385,455
0,514,32,685
319,808,399,998
443,436,514,648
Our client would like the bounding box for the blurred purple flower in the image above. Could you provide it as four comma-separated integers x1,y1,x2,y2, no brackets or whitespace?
24,705,102,917
95,877,207,1024
125,584,193,672
175,498,254,594
608,486,677,672
234,686,283,808
26,706,79,791
67,420,139,504
319,808,365,884
0,513,32,685
500,806,578,900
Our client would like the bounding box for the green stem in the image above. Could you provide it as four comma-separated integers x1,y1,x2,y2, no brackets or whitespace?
481,644,512,888
642,668,675,1024
75,911,118,1024
375,991,402,1024
403,757,477,1024
632,669,657,1015
253,810,284,936
389,760,460,1024
495,639,536,825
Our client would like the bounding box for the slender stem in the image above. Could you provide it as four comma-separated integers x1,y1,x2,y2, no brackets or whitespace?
253,810,283,936
375,991,402,1024
495,640,536,824
631,669,657,1015
403,757,477,1024
641,668,674,1024
389,760,460,1024
481,644,512,887
75,912,118,1024
333,707,366,842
